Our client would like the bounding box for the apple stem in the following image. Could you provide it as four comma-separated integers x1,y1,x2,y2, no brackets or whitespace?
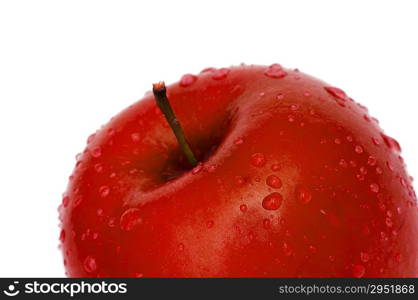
152,81,198,167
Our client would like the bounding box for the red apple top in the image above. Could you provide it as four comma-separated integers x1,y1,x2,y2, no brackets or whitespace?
59,64,418,277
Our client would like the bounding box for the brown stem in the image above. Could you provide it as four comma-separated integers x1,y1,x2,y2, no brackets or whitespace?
152,82,198,167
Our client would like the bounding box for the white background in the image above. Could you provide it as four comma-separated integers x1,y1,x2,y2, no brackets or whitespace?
0,0,417,277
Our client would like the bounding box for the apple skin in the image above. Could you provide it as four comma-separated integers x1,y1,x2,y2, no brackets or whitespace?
59,64,418,277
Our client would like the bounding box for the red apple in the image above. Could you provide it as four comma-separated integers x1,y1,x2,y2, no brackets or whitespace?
59,64,418,277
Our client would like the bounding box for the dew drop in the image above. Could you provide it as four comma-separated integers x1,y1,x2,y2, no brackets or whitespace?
263,218,271,229
87,133,96,144
251,153,266,167
352,264,365,278
91,147,102,158
191,162,203,175
83,256,97,273
239,204,248,212
94,163,104,173
282,242,292,256
131,133,141,142
120,208,142,232
289,104,299,111
360,252,370,263
354,145,364,154
235,176,246,186
339,159,348,168
385,217,393,228
372,137,380,145
62,196,70,208
108,217,116,228
367,156,377,166
59,229,66,243
180,74,197,87
296,187,312,204
266,175,282,189
262,192,283,210
324,86,347,106
212,68,230,80
271,164,280,171
73,196,83,207
334,138,342,145
369,183,379,193
264,64,288,79
107,128,115,137
206,220,214,229
234,137,244,145
381,134,401,152
98,186,110,198
276,93,284,100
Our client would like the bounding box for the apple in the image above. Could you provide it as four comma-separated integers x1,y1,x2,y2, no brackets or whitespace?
59,64,418,277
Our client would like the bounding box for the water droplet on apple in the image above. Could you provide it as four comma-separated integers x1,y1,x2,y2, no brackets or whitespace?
264,64,288,79
239,204,248,212
282,242,292,256
371,137,380,145
266,175,282,189
235,176,246,186
359,166,368,175
308,245,317,254
296,187,312,204
212,68,230,80
131,132,141,142
59,229,66,242
108,217,116,228
120,208,142,232
248,231,255,241
376,167,383,175
271,164,280,171
352,264,365,278
73,195,83,207
94,163,104,173
83,256,97,273
107,128,115,137
385,217,393,228
191,162,203,175
360,252,370,263
178,243,185,251
381,134,401,152
62,196,70,208
263,218,271,229
369,183,379,193
180,74,197,87
91,147,102,158
133,272,144,278
367,156,377,166
339,159,348,168
98,185,110,198
234,137,244,145
276,93,284,100
324,86,347,107
262,192,283,210
304,91,311,97
354,145,364,154
206,220,214,228
334,138,342,145
251,153,266,167
289,104,299,111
